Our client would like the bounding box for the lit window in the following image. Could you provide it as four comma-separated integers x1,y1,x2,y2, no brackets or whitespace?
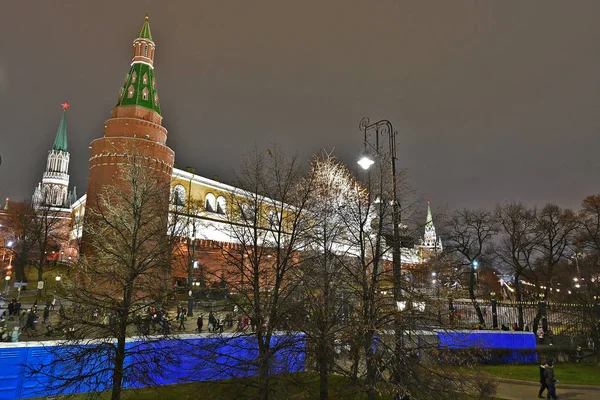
217,196,227,215
127,85,134,98
142,88,149,100
143,73,148,84
205,193,216,212
131,72,137,83
173,185,186,206
144,45,148,57
268,210,280,228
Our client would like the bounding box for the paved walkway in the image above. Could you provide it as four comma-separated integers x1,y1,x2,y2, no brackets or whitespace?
495,379,600,399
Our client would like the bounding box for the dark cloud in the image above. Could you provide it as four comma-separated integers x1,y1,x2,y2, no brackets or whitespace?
0,1,598,212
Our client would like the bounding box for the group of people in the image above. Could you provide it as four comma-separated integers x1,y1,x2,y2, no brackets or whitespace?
193,311,225,333
499,323,530,332
191,312,257,334
0,297,57,342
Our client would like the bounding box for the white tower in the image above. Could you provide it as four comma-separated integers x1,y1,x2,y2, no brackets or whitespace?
33,103,71,208
422,201,442,251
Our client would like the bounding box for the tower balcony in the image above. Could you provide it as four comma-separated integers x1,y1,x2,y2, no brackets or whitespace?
43,171,69,182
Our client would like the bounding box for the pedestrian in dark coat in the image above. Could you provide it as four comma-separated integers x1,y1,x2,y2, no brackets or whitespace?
544,361,558,400
43,306,50,324
538,362,547,398
197,315,203,333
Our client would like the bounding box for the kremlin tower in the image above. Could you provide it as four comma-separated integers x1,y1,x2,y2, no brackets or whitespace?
33,103,75,209
85,14,174,216
417,201,443,260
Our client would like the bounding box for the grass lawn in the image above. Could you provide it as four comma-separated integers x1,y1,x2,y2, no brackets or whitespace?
32,373,395,400
470,363,600,386
31,373,492,400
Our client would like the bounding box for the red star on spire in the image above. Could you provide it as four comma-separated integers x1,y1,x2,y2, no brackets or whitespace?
427,200,430,205
61,102,70,111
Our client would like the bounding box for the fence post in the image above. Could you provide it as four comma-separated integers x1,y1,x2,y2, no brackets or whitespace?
539,294,548,333
449,296,455,323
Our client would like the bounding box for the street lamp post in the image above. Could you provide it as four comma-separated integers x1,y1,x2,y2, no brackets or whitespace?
357,117,403,378
4,275,10,295
490,291,498,329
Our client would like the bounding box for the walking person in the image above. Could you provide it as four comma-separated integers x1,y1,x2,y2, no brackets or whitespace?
544,361,558,400
43,306,50,324
538,362,548,398
196,314,203,333
178,311,185,331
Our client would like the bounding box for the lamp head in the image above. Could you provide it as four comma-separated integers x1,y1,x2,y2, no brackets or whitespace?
357,154,375,170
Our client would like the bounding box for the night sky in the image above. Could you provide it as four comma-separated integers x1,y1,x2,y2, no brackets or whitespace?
0,1,599,212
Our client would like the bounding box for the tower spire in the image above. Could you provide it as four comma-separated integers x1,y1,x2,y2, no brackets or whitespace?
422,201,442,251
138,12,153,41
33,103,71,208
52,103,69,152
115,14,160,114
426,200,433,226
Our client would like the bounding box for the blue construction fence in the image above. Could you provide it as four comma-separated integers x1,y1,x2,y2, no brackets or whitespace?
437,330,538,364
0,332,306,400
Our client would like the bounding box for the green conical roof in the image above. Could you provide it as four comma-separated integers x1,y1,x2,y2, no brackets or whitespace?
52,109,68,152
116,63,161,114
426,201,433,226
138,13,153,41
115,15,160,114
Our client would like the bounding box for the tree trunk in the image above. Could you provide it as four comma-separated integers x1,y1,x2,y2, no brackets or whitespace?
318,347,329,400
257,336,271,400
469,267,485,324
364,330,377,400
515,275,524,329
111,336,126,400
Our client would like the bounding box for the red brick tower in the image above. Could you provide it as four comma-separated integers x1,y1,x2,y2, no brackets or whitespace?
85,14,174,216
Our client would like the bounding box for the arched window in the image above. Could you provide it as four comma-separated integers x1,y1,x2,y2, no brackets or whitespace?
216,196,227,215
143,73,148,85
52,187,60,205
241,203,250,221
144,45,148,57
268,210,280,228
142,87,149,100
154,93,159,104
205,193,216,212
241,203,257,222
173,185,186,206
131,71,137,83
128,85,134,98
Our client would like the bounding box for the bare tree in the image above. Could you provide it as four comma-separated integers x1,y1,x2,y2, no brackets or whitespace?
2,201,39,284
445,209,497,325
170,195,206,316
209,146,313,400
534,204,577,297
30,204,70,296
570,195,600,362
296,154,360,399
494,202,538,329
27,153,180,400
